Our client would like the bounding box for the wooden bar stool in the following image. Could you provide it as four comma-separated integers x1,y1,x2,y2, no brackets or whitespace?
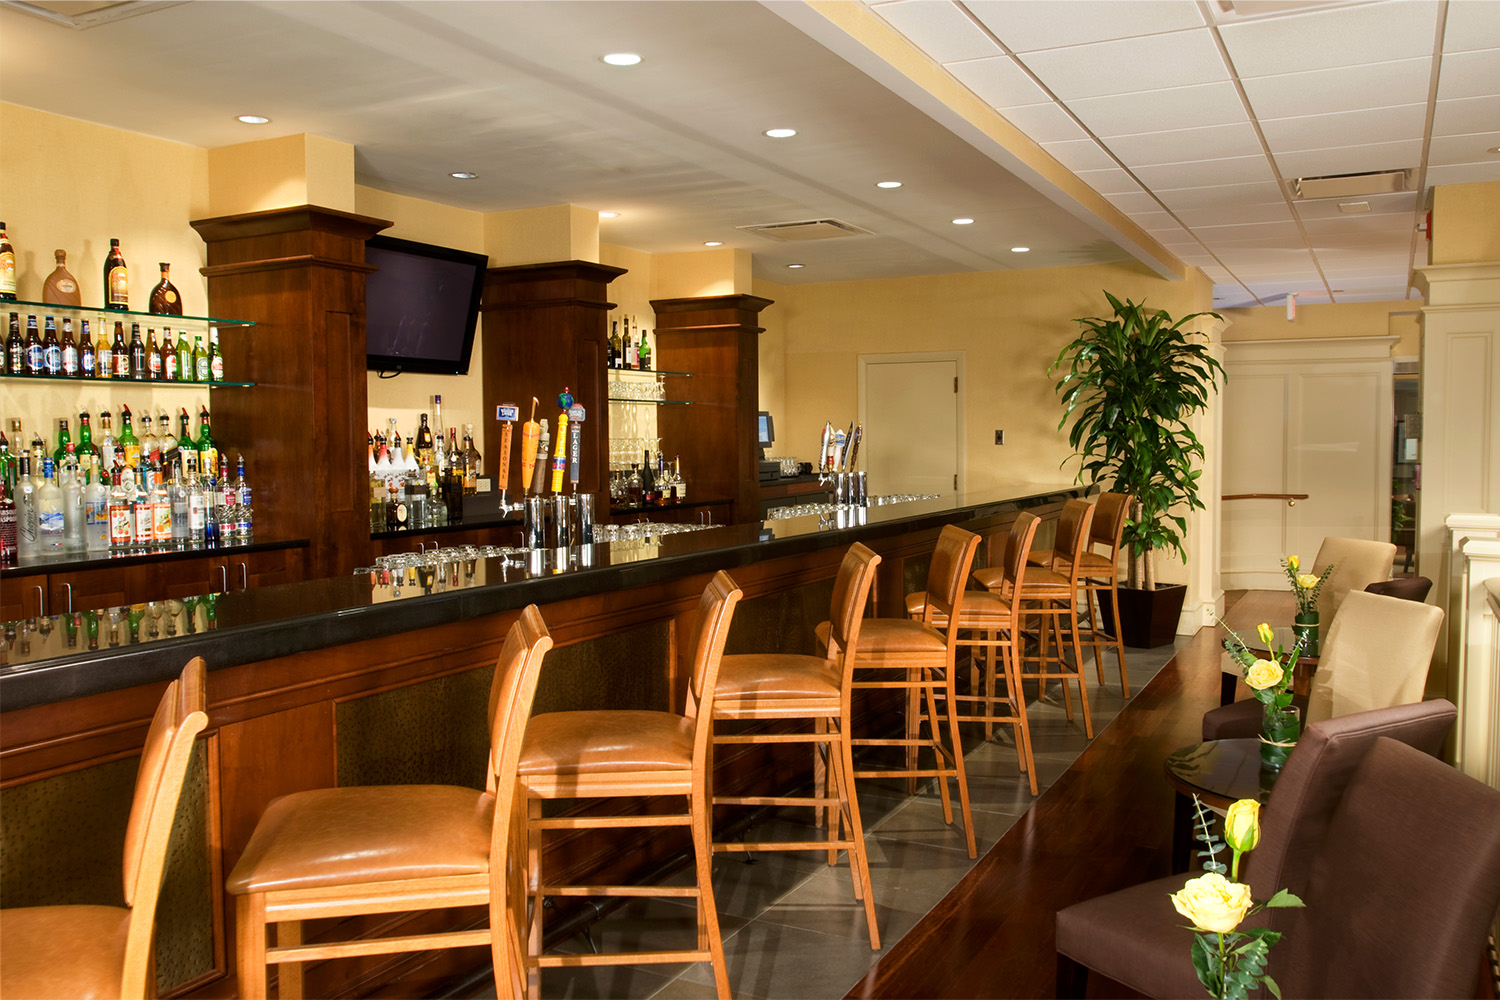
981,499,1096,739
225,609,553,1000
517,571,742,999
1,659,208,1000
712,542,883,949
820,525,982,858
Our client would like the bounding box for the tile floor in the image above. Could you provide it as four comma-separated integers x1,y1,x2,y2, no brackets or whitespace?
502,640,1186,1000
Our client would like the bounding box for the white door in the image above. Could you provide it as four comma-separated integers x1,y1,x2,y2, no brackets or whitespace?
1221,337,1395,590
859,353,962,496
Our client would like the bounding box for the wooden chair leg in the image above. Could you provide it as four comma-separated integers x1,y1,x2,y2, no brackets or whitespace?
526,796,544,1000
692,786,732,1000
832,731,882,950
921,671,955,825
276,919,305,999
235,893,270,1000
942,663,977,859
1106,578,1129,697
1068,599,1094,739
1056,952,1091,999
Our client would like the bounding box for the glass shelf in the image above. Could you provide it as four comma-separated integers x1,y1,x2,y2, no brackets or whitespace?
607,368,690,378
0,372,253,388
607,397,692,405
2,298,255,329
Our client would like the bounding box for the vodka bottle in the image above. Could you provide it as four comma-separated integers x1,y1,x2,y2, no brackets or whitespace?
62,446,84,550
17,455,37,554
236,457,253,541
36,457,65,550
187,474,209,546
169,469,190,547
84,466,109,551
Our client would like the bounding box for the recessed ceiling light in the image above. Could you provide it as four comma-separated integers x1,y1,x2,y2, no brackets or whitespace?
1488,146,1500,155
876,180,902,189
952,218,974,225
601,52,642,66
599,211,620,218
763,128,797,139
787,263,805,269
237,115,270,125
449,171,478,179
704,241,724,247
1010,246,1030,253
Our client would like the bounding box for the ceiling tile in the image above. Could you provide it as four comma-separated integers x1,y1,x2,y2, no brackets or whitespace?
944,54,1051,108
1426,161,1500,186
1105,122,1262,167
1041,137,1118,171
1132,153,1277,189
1154,179,1287,207
964,0,1205,53
1103,191,1163,214
1174,202,1294,228
1433,94,1500,137
1274,139,1424,179
1435,48,1500,101
1017,28,1229,101
996,102,1089,142
1303,214,1415,238
1292,191,1418,220
873,0,1000,62
1069,81,1250,137
1194,219,1304,242
1073,165,1143,195
1219,1,1439,77
1240,58,1433,119
1259,104,1428,154
1429,132,1500,166
1444,0,1500,53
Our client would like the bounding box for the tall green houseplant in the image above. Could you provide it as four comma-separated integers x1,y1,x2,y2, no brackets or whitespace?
1050,292,1225,591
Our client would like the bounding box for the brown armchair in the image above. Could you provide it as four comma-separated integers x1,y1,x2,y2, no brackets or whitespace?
1055,700,1500,999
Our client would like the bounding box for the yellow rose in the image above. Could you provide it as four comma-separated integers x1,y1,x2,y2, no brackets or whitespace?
1223,799,1261,853
1296,573,1320,590
1256,622,1275,647
1244,658,1284,691
1286,555,1299,572
1170,872,1254,934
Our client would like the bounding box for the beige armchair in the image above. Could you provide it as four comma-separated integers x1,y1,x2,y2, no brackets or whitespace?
1304,589,1445,725
1311,536,1396,623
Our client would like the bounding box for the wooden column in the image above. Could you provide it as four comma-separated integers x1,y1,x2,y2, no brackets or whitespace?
191,206,390,580
480,261,625,501
651,294,773,525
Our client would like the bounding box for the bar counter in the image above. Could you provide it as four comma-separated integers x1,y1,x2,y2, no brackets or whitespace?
0,483,1081,999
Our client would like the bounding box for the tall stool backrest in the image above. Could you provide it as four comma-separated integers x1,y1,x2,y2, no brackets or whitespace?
827,543,882,685
122,658,210,997
685,571,744,753
1089,491,1130,557
1054,500,1096,588
921,525,982,629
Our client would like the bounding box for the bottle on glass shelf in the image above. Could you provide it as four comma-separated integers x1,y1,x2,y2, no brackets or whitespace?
147,328,163,380
43,249,81,306
161,328,177,381
62,446,84,550
61,318,79,377
79,320,95,378
42,316,61,375
103,238,128,310
208,329,223,381
176,330,192,382
6,313,21,374
107,466,133,552
177,409,198,479
24,315,42,374
149,263,182,316
609,320,622,369
624,320,637,369
192,334,209,382
36,457,65,551
95,320,112,379
130,467,155,552
169,468,190,548
0,222,15,302
51,417,71,468
673,455,687,503
638,327,651,371
463,423,481,493
84,463,109,551
0,481,16,567
235,455,253,541
151,473,173,549
16,455,37,555
111,321,129,378
97,410,118,472
139,413,158,470
128,323,147,380
118,406,141,471
626,463,643,507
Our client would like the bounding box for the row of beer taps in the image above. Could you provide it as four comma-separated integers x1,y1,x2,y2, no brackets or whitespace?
816,421,862,484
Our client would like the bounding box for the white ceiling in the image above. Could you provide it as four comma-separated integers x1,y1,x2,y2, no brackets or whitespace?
1,0,1496,307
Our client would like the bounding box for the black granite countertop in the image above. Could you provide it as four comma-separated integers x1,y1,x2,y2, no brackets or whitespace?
2,536,309,577
0,484,1082,710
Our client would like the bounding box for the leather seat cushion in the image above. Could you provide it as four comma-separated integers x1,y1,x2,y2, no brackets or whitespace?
519,710,693,775
907,589,1013,626
226,785,494,894
1026,548,1056,567
716,654,840,704
815,617,946,656
1019,566,1074,600
1073,551,1116,575
0,905,131,1000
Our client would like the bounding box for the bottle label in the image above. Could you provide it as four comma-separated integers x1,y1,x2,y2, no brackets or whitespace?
164,354,177,380
113,352,129,377
26,343,43,371
153,502,173,541
210,355,224,380
107,265,128,306
164,289,178,306
133,505,153,543
62,346,78,374
85,498,107,528
81,351,95,376
149,353,162,378
43,344,61,373
109,505,132,544
196,356,210,381
38,503,65,538
0,252,15,295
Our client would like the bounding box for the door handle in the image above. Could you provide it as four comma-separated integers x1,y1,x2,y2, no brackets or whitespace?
218,565,228,593
64,582,73,613
240,562,248,590
34,584,46,616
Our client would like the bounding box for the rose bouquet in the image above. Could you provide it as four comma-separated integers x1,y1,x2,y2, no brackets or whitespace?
1223,622,1303,769
1282,554,1334,616
1172,798,1304,1000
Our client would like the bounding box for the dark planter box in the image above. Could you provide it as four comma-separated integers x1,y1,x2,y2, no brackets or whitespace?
1098,583,1187,649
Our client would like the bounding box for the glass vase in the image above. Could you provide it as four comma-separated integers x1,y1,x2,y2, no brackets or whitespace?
1260,702,1301,771
1292,609,1319,656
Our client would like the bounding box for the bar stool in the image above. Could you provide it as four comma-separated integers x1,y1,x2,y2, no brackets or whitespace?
819,525,982,858
712,542,883,949
517,571,741,999
225,610,553,1000
1030,491,1131,697
981,499,1096,739
1,659,208,1000
910,512,1044,796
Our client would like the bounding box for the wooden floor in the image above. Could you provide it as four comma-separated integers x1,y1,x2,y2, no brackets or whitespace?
845,590,1285,1000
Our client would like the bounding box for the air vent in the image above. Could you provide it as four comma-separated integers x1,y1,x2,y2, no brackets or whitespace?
736,219,875,242
1289,170,1411,200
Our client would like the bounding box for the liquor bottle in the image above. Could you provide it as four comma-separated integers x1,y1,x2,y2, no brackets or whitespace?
149,263,182,315
415,412,435,471
176,330,192,382
139,413,159,469
0,222,15,302
186,474,209,546
128,323,147,380
16,455,37,554
62,446,84,550
28,425,45,473
169,468,190,547
103,238,128,310
79,319,95,378
42,315,62,375
196,406,217,477
463,423,481,493
107,467,133,551
641,449,657,504
151,473,173,549
673,456,688,503
118,405,141,471
110,321,128,378
97,410,118,473
208,328,223,381
52,417,72,467
161,328,177,381
638,327,651,371
192,334,209,382
623,322,635,369
146,328,163,380
178,409,199,479
626,462,643,507
6,312,21,373
60,318,79,376
24,315,42,373
76,411,99,484
443,429,463,523
156,409,177,470
369,457,387,534
609,319,621,369
36,457,65,550
95,319,112,379
43,249,81,306
84,464,109,551
0,481,16,566
0,428,10,494
130,465,153,551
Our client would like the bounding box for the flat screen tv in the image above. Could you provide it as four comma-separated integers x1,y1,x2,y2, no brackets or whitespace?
364,235,487,375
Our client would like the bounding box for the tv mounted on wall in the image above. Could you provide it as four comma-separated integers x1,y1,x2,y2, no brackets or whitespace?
364,235,487,376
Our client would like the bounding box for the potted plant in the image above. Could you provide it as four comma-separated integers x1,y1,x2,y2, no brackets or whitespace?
1049,292,1224,647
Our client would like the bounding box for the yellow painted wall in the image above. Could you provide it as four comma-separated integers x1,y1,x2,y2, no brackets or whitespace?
0,102,212,457
652,248,752,299
484,204,599,267
1429,181,1500,265
1221,300,1421,356
754,278,788,454
206,133,355,217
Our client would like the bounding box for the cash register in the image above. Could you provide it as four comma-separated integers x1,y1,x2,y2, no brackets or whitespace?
757,411,779,482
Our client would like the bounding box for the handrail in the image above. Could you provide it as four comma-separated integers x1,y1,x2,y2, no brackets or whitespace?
1222,493,1309,507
